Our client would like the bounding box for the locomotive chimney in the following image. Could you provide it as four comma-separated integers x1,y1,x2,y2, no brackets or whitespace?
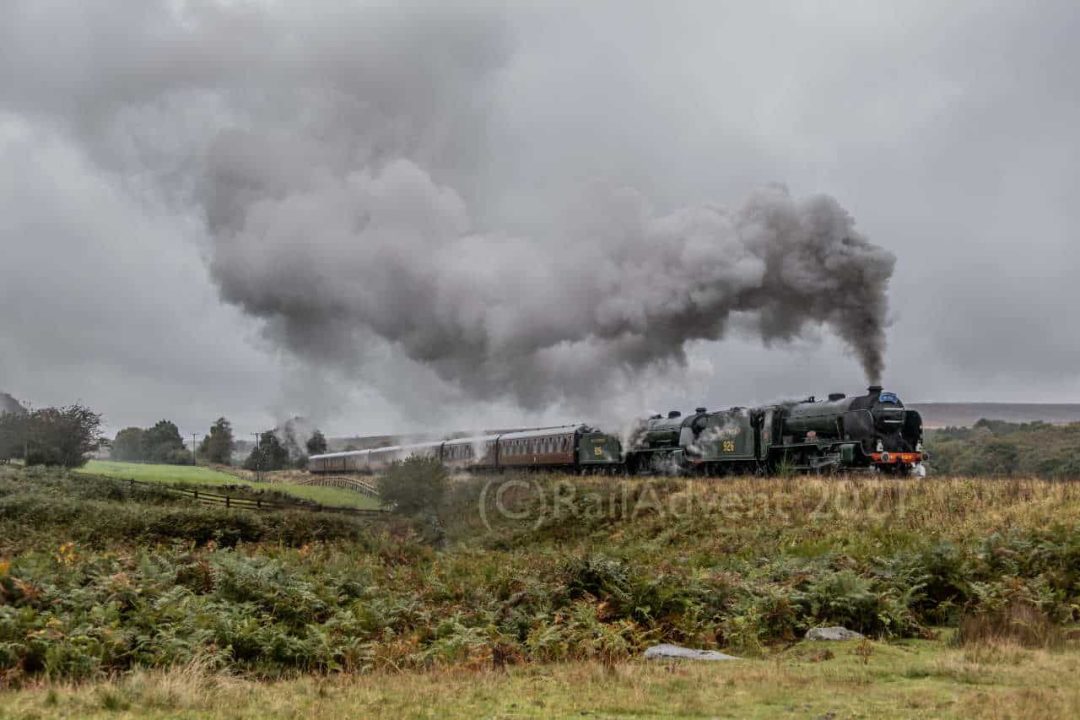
828,393,846,401
695,407,707,413
867,385,883,397
668,410,681,419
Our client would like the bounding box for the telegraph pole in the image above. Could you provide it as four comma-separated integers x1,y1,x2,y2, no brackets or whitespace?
191,433,199,466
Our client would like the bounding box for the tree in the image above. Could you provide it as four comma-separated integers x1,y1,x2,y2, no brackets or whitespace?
198,417,235,465
110,427,146,461
24,404,103,468
0,393,29,464
306,430,328,456
143,420,186,463
0,412,27,463
244,431,290,472
378,455,448,515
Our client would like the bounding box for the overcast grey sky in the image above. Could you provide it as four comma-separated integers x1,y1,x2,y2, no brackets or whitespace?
1,1,1078,439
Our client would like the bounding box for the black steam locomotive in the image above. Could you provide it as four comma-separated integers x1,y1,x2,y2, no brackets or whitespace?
625,386,924,476
309,386,924,477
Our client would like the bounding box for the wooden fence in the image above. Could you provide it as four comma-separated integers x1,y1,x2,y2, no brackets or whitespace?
123,478,387,518
288,474,380,498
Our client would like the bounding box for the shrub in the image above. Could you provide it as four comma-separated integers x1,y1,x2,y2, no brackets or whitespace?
3,467,1080,683
378,456,448,516
562,554,632,606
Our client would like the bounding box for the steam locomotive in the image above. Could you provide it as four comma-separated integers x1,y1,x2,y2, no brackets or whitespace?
626,385,924,476
308,386,924,477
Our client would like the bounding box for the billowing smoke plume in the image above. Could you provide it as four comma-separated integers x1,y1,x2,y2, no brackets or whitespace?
0,1,895,414
211,171,893,408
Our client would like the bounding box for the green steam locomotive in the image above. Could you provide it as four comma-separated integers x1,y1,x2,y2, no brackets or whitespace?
625,386,924,476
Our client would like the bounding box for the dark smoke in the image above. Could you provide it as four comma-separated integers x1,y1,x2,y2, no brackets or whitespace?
210,173,894,408
0,1,895,413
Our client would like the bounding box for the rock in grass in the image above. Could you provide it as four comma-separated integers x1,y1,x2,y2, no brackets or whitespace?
805,626,865,641
643,644,739,661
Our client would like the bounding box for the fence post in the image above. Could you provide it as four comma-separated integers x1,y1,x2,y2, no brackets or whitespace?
256,498,261,510
225,495,230,510
193,490,198,502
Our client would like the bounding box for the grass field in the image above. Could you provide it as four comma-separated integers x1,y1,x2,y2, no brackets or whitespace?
3,639,1079,719
3,468,1080,718
79,459,380,510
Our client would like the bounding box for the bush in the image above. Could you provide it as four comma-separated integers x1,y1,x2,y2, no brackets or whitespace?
378,456,448,515
3,467,1080,683
22,405,102,468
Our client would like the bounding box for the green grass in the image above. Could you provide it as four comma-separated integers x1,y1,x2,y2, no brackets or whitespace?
2,639,1079,719
82,460,241,486
80,460,380,510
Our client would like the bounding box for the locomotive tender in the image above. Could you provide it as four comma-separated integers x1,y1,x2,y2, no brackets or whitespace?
308,386,924,477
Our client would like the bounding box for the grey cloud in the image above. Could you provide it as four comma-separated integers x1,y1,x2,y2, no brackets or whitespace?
2,0,1079,435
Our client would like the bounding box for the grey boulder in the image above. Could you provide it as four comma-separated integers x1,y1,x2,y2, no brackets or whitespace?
643,644,739,661
806,626,865,641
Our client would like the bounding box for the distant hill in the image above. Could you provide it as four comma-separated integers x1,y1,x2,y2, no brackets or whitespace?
910,403,1080,428
925,418,1080,477
0,392,26,416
